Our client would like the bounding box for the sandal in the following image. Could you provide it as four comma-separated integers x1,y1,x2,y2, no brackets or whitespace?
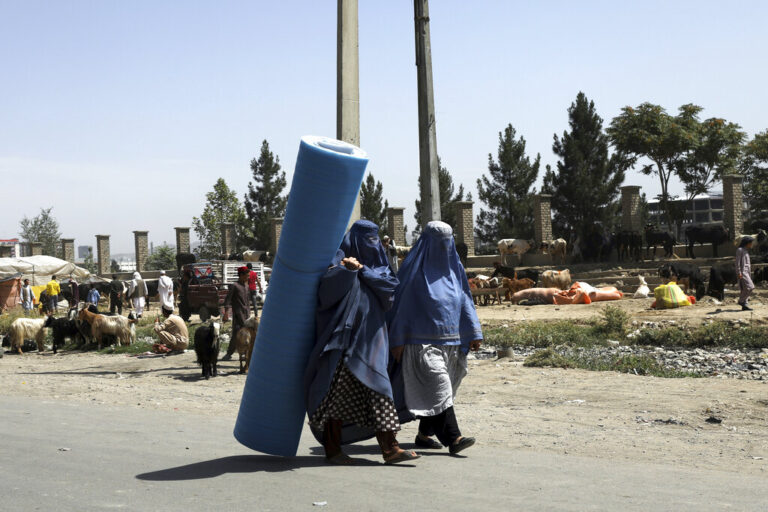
415,435,443,449
384,449,421,465
449,436,476,455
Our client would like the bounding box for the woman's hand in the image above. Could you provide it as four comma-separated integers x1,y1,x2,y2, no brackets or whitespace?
469,340,482,352
391,345,405,362
341,257,363,271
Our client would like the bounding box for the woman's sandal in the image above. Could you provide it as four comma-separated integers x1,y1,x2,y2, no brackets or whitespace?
384,449,421,465
414,435,443,449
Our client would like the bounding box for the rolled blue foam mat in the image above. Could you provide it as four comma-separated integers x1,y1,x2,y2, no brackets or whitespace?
234,135,368,456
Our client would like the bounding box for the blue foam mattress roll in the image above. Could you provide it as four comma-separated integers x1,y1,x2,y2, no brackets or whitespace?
234,135,368,456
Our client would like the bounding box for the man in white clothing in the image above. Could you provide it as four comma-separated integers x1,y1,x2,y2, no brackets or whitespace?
129,271,149,318
157,270,175,312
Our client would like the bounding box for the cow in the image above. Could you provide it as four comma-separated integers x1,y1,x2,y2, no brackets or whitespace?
644,225,676,259
658,262,706,299
497,239,533,265
685,225,730,259
490,262,539,286
750,218,768,232
175,252,196,272
540,269,572,290
616,231,642,262
578,231,614,262
541,239,567,265
706,262,739,301
456,242,469,267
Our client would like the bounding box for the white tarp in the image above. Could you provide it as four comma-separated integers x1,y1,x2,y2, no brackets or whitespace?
0,255,94,286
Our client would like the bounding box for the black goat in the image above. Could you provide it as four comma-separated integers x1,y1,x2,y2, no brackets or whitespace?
194,321,221,379
43,314,85,354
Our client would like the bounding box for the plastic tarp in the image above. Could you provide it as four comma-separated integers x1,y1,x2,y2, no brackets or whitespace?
0,255,93,286
652,282,694,309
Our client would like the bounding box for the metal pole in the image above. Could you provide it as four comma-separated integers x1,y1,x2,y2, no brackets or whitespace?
337,0,362,229
414,0,441,225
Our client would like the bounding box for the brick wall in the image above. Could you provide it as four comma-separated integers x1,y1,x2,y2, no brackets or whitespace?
533,194,553,245
386,207,406,246
175,227,191,254
133,231,149,272
96,235,111,276
61,238,75,262
621,185,642,232
453,201,475,255
723,175,744,240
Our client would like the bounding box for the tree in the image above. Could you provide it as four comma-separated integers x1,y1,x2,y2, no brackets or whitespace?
542,92,628,241
145,244,176,271
476,124,540,244
110,259,121,273
673,116,745,209
413,158,466,237
607,103,699,229
244,140,288,251
82,247,97,273
19,207,62,257
359,173,389,231
741,130,768,218
193,178,252,259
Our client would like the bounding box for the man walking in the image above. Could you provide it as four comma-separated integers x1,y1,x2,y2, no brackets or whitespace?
157,270,175,313
222,266,250,361
246,262,263,315
20,278,35,315
109,274,123,314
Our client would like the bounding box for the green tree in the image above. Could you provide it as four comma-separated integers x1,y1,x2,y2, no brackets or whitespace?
673,116,745,208
19,207,62,256
193,178,252,259
741,130,768,218
476,124,540,244
110,259,121,273
244,140,288,251
607,103,700,229
145,244,176,271
82,247,97,273
542,92,628,240
359,173,389,231
413,158,467,237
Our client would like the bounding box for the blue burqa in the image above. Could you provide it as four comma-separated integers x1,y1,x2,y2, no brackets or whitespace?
387,221,483,423
304,220,399,444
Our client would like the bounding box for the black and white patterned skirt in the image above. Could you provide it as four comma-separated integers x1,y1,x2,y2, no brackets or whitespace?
310,364,400,433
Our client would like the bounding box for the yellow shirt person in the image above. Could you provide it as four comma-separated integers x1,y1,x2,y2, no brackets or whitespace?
45,276,61,311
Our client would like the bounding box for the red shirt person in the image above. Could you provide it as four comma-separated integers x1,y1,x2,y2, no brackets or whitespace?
246,262,263,314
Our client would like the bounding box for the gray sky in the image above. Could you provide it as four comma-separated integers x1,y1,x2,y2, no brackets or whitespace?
2,1,767,253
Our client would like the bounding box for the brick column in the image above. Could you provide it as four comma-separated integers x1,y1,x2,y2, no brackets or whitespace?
453,201,475,255
133,231,149,272
61,238,75,262
0,246,12,258
220,223,235,256
533,194,553,247
386,207,406,246
722,175,744,241
621,185,642,232
174,227,191,254
96,235,110,276
270,218,283,256
29,242,43,256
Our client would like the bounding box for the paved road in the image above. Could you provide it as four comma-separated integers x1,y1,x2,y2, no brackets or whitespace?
2,396,765,511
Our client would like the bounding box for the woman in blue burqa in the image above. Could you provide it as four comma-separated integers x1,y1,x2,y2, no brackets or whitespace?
388,221,483,455
305,220,420,465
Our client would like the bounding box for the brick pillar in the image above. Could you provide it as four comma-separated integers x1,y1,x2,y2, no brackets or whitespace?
621,185,642,232
133,231,149,272
533,194,553,247
454,201,475,255
220,223,235,256
96,235,110,276
722,175,744,241
174,227,191,254
0,246,12,258
386,207,406,246
270,218,283,256
61,238,75,262
29,242,43,256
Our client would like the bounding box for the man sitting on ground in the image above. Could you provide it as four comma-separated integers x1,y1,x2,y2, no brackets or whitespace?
153,306,189,354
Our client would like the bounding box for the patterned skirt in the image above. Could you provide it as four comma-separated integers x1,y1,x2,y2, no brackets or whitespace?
309,364,400,433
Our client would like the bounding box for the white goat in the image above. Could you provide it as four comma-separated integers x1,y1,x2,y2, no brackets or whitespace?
9,318,47,354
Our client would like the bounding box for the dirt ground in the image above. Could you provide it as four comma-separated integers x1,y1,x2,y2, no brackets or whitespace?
2,333,767,477
474,288,768,326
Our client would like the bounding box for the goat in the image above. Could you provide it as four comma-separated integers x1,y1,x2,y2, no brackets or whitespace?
78,308,136,350
234,315,259,374
194,321,221,379
43,314,85,354
501,277,535,301
9,318,47,354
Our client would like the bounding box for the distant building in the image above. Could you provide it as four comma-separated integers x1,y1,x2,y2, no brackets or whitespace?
78,245,92,259
0,238,22,257
648,192,749,238
118,260,137,272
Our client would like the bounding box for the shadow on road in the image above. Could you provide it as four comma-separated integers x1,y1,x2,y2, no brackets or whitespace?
136,453,383,480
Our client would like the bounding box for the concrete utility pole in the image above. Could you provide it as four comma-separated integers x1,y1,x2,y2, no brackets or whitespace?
414,0,441,226
337,0,362,229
